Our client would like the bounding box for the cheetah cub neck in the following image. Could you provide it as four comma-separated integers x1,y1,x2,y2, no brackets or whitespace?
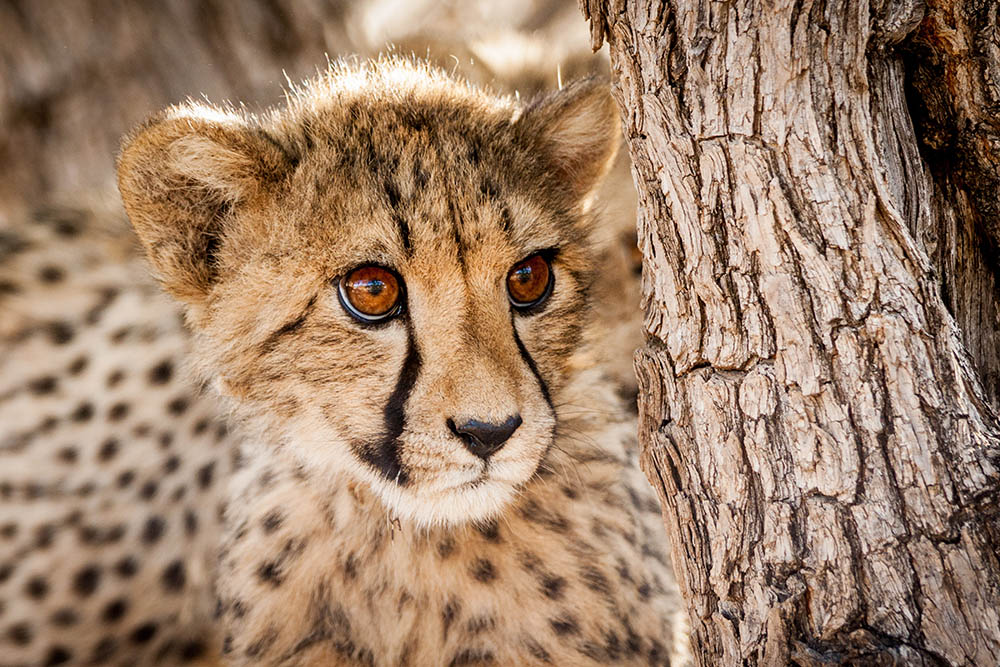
118,59,621,528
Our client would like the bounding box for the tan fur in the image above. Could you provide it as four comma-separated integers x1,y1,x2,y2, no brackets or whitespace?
118,59,621,528
0,58,686,666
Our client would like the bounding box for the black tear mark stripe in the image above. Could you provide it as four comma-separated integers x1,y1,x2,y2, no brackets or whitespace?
512,323,552,408
359,324,420,485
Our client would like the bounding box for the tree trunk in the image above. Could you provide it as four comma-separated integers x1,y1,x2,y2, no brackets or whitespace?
580,0,1000,664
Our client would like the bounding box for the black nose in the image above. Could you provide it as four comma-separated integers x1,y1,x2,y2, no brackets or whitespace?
448,415,522,459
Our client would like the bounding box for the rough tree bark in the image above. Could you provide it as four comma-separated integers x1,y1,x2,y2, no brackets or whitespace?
581,0,1000,664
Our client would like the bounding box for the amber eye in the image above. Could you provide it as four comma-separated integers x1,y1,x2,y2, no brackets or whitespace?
338,265,404,323
507,253,554,310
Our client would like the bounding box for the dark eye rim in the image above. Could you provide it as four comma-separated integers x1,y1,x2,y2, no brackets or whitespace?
337,265,406,324
507,250,556,313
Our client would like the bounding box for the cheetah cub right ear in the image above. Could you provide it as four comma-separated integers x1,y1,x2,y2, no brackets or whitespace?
514,77,621,211
117,106,294,311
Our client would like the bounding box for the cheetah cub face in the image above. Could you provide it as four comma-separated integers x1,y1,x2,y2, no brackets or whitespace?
118,61,619,526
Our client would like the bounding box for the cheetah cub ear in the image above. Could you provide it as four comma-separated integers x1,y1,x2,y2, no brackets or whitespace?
117,105,291,308
516,78,620,209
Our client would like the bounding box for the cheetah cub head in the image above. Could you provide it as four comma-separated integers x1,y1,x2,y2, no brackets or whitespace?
117,60,619,526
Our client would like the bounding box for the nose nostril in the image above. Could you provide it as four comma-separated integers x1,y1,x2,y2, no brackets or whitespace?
448,415,522,460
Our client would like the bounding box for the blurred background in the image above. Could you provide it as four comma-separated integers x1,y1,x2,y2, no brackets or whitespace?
0,0,607,214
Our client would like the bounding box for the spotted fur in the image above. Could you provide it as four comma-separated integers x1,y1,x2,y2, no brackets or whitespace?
0,205,229,665
1,59,687,666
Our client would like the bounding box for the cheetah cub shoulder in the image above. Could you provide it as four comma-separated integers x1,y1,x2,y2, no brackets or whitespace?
118,59,688,666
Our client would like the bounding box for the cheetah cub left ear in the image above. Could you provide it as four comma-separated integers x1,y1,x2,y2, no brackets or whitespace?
117,106,293,312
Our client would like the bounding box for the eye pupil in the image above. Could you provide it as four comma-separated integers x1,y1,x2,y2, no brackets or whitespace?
507,254,553,309
339,266,402,322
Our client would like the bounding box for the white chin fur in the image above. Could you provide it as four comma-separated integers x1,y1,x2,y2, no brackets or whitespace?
369,475,521,527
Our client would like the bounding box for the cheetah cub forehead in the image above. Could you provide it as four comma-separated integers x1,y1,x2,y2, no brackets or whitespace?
117,59,619,526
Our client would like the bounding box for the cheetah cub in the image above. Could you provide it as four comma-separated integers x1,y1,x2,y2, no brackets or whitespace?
116,59,687,665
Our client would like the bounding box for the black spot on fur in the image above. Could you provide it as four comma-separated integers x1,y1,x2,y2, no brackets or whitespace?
34,524,55,549
25,576,48,599
130,622,158,644
91,637,117,661
578,641,606,661
580,565,612,596
257,560,283,586
442,599,460,640
466,615,495,634
167,397,189,415
470,558,496,583
163,455,181,474
604,630,623,660
475,519,501,542
148,360,173,385
180,639,207,660
28,376,58,394
524,637,552,662
8,622,32,645
106,370,125,388
541,575,566,600
47,321,75,345
43,645,72,666
70,402,94,422
479,178,500,200
109,326,131,344
0,231,30,259
261,509,284,534
519,500,570,533
141,516,166,543
437,537,455,559
102,599,128,623
73,565,101,597
115,556,139,578
108,402,130,421
448,648,495,666
343,552,358,580
244,626,278,658
549,614,579,636
38,265,65,283
50,608,78,627
97,438,119,462
67,356,88,375
162,560,186,592
197,462,216,489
